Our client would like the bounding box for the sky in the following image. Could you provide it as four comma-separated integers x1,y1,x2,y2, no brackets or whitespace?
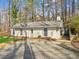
0,0,43,10
0,0,78,10
0,0,8,10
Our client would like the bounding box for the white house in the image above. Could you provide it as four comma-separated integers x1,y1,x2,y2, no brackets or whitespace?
11,20,63,39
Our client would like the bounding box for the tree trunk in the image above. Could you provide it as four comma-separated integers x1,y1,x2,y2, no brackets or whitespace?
8,0,11,36
47,0,50,21
42,0,45,21
72,0,75,16
32,0,34,22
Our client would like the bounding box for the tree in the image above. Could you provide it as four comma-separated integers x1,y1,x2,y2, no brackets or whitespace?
28,0,34,21
31,0,34,21
8,0,11,34
60,0,64,20
24,0,34,22
72,0,75,16
17,0,23,23
70,16,79,35
42,0,45,21
47,0,50,21
0,13,1,32
11,0,19,25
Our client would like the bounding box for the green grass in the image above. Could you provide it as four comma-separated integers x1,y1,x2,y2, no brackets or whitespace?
0,36,17,43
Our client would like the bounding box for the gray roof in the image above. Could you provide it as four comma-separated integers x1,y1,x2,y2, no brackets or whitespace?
12,20,63,29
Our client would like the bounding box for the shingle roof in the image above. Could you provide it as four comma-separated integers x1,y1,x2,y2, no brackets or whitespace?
12,20,63,29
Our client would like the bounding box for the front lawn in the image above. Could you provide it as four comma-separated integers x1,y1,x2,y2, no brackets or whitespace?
0,36,17,43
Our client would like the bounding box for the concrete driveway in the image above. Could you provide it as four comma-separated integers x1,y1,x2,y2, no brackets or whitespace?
0,39,79,59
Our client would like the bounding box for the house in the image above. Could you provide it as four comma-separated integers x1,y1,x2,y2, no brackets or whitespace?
11,20,63,39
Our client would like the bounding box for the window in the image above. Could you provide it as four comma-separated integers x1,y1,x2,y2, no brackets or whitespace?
37,31,39,35
13,29,15,35
20,29,22,35
31,29,33,34
51,32,53,36
44,28,48,36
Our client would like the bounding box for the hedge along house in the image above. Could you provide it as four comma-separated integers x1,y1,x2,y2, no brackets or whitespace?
11,20,63,39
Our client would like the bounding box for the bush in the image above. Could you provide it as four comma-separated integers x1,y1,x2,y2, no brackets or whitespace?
38,35,41,38
51,38,57,41
72,35,79,41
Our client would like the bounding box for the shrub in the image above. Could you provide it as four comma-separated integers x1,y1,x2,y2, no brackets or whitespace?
38,35,41,38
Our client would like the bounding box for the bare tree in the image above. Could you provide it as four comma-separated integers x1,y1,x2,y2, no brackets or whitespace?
72,0,75,16
0,13,1,32
42,0,45,21
8,0,11,34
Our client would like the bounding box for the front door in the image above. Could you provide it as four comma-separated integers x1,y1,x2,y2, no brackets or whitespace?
44,28,48,36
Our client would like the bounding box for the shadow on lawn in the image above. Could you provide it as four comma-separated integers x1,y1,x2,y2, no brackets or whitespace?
23,40,35,59
2,39,35,59
2,42,22,59
57,44,79,56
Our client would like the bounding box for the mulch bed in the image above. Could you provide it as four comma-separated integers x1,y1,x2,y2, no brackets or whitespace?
71,41,79,49
0,42,14,48
0,32,10,36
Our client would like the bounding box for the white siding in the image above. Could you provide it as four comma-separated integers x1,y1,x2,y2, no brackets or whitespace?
11,28,61,39
27,30,32,37
53,30,61,39
33,30,44,37
48,29,61,39
14,30,21,36
48,30,54,37
12,30,32,37
22,30,26,36
11,29,13,35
